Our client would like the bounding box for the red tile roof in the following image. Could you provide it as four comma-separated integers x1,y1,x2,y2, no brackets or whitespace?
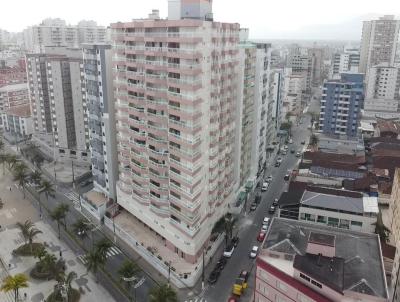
5,104,31,117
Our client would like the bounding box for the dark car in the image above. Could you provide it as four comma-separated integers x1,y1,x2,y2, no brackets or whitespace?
215,258,227,271
208,270,220,284
290,149,295,154
255,194,261,204
250,202,257,211
272,198,278,206
274,161,281,167
269,205,276,214
231,236,239,247
301,140,306,145
284,174,290,181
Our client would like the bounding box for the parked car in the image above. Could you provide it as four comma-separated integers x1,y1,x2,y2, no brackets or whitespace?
208,270,220,284
261,224,269,232
266,175,273,182
289,138,293,144
282,150,287,155
231,236,240,247
296,151,301,157
269,205,276,214
263,217,270,225
284,174,290,181
272,198,278,206
249,246,259,258
250,202,257,211
257,231,266,242
228,298,238,302
223,244,235,258
215,258,227,272
275,161,281,167
277,157,282,163
290,149,295,154
301,140,306,145
261,182,269,191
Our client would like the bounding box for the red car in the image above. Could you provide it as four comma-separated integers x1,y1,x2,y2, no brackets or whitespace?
228,298,238,302
257,231,266,242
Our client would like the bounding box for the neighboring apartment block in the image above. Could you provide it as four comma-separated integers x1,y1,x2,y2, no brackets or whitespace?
1,104,33,139
23,18,107,52
319,73,364,137
330,48,360,79
83,44,118,201
359,15,400,74
111,2,240,264
363,64,400,120
26,47,89,162
0,83,29,127
255,218,388,302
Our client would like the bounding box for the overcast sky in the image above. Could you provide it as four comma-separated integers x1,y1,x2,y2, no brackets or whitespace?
1,0,400,40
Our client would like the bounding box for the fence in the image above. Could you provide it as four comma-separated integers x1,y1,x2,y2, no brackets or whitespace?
104,216,224,288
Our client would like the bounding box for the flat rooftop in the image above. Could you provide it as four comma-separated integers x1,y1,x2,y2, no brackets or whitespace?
263,218,388,299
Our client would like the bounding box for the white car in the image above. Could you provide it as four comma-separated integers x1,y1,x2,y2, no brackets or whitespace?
261,182,269,191
249,246,259,258
263,217,270,225
223,245,235,258
266,175,273,182
261,224,269,232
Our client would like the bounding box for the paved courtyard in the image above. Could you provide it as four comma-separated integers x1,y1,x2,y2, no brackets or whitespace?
0,168,115,302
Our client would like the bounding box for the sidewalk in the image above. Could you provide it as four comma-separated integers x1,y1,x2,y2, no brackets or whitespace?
0,222,115,302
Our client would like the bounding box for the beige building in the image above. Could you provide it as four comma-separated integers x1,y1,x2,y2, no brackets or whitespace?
26,47,89,162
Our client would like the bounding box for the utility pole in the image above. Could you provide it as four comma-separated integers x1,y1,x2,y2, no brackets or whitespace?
202,249,205,290
71,160,75,188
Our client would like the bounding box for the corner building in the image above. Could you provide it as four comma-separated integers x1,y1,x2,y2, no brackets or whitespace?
111,5,240,263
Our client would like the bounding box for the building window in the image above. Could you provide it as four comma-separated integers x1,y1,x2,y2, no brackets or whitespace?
298,294,312,302
351,221,362,227
317,215,326,223
276,297,287,302
258,269,269,282
327,217,339,227
277,281,287,292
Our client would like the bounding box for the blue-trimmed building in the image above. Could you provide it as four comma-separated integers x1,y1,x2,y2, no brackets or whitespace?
319,73,364,137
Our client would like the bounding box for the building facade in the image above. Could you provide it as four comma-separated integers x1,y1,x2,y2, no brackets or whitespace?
319,73,364,137
23,18,107,53
83,44,118,201
255,218,388,302
1,104,33,139
330,49,360,79
363,64,400,120
111,5,240,263
0,83,29,127
390,169,400,301
26,47,89,162
359,15,400,74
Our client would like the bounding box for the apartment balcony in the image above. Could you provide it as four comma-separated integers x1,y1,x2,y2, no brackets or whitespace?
169,206,200,225
169,144,200,160
147,124,168,138
147,135,168,149
147,112,167,124
168,132,201,146
149,204,170,218
169,157,201,174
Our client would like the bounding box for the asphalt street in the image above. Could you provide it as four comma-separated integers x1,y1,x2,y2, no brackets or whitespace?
203,113,312,302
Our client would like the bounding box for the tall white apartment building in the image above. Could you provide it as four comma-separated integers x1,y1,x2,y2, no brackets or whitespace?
83,44,118,201
359,15,400,74
26,47,89,162
330,48,360,79
363,64,400,120
23,19,107,53
283,71,305,116
111,1,240,264
270,69,283,133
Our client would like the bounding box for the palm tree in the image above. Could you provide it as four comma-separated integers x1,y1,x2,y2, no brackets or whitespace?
95,238,113,262
50,206,65,239
59,203,70,230
374,211,391,243
85,250,105,282
13,163,28,199
16,220,42,252
64,271,77,295
6,154,18,170
38,180,55,215
224,214,236,245
72,218,91,238
1,273,29,302
31,170,42,186
148,284,178,302
33,245,47,261
0,139,4,153
118,260,141,288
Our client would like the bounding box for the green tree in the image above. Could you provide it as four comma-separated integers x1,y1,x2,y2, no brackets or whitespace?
6,154,18,170
58,203,70,230
72,218,91,238
50,206,66,239
31,170,42,186
16,220,42,252
85,250,105,282
38,179,55,215
13,163,28,199
118,260,141,287
224,214,236,245
1,273,29,302
0,153,8,175
148,284,178,302
0,139,4,153
33,245,47,261
95,238,113,262
374,211,391,243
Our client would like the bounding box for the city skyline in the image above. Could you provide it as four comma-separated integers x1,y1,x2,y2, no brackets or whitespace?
0,0,399,39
